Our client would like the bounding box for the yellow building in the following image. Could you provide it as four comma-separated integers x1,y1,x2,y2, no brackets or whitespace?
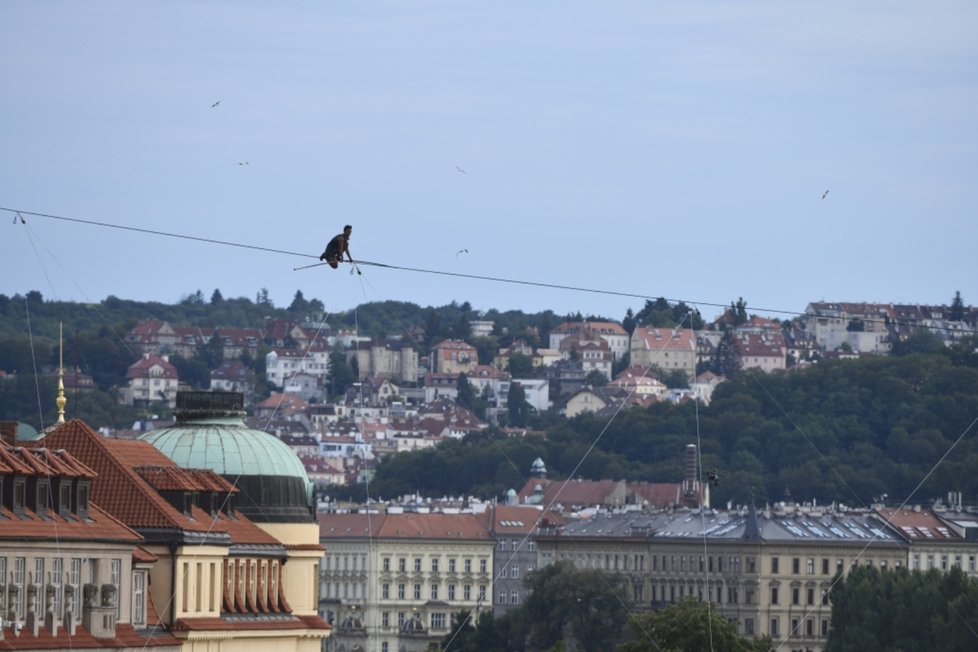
535,504,910,652
44,391,331,652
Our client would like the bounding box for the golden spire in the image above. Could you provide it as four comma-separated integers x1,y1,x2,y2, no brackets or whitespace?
56,321,67,424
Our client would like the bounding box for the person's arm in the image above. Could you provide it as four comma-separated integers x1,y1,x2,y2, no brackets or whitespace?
345,238,354,262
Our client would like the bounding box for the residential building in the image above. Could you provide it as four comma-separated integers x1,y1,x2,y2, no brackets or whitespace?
483,505,560,615
430,340,478,375
39,406,331,652
123,353,179,407
319,511,494,652
630,327,697,380
353,339,420,384
550,321,629,360
558,332,613,380
535,504,908,652
0,430,180,650
734,330,787,373
266,347,330,389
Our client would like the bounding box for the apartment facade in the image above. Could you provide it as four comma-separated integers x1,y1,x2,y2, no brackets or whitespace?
319,511,494,652
535,505,909,652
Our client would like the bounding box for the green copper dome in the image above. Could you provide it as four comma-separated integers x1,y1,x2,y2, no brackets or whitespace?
140,391,313,522
143,416,308,478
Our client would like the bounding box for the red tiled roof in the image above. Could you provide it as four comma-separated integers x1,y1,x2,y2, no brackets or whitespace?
172,615,329,631
39,420,278,545
125,354,178,380
878,508,962,541
0,622,178,650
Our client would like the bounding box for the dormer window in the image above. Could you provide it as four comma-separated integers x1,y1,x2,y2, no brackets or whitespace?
59,481,72,517
13,477,26,515
36,480,50,517
76,481,90,518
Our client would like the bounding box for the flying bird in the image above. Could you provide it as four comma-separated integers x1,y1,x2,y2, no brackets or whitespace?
821,189,830,199
211,101,220,108
456,248,468,256
238,161,249,166
455,165,467,174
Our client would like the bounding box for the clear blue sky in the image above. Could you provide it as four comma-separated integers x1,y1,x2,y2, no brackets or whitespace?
3,1,976,323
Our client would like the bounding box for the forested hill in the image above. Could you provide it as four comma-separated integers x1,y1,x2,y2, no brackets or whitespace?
365,349,978,508
0,290,568,345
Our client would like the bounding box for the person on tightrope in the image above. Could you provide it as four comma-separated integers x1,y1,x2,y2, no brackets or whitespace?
320,224,353,269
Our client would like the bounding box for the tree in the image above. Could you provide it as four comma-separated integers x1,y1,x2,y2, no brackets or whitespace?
730,297,749,326
827,566,978,652
181,289,205,305
200,329,225,368
456,373,475,408
950,290,965,322
288,290,309,314
328,351,354,397
507,381,529,427
621,596,772,652
169,354,211,389
507,353,535,378
210,288,224,304
891,330,945,356
256,287,272,307
584,369,608,387
714,330,742,378
622,308,636,336
846,318,865,332
522,561,628,652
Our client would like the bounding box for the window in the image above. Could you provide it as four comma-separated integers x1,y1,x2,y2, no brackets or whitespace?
37,482,50,516
449,559,457,573
14,479,26,514
382,643,389,652
463,584,471,600
430,584,439,600
398,558,406,572
414,584,421,599
771,586,779,604
464,559,472,573
431,612,446,629
479,584,487,601
77,483,89,516
34,558,45,593
479,559,487,574
511,590,519,605
745,618,754,635
792,587,800,605
382,612,390,628
69,558,81,616
448,584,455,600
822,558,830,575
498,589,507,604
431,558,440,573
382,583,390,599
51,558,63,617
791,618,800,637
806,618,814,637
14,557,26,617
133,571,146,625
383,557,391,572
397,583,405,599
792,558,800,574
912,554,921,570
511,565,519,579
807,588,814,605
821,618,829,637
746,557,755,573
398,612,406,627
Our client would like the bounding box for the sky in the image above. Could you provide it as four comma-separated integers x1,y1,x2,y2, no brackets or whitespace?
2,1,976,324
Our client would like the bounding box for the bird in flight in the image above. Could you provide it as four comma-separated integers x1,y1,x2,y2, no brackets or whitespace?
238,161,249,166
455,165,467,174
456,249,468,256
821,189,830,199
211,101,221,108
